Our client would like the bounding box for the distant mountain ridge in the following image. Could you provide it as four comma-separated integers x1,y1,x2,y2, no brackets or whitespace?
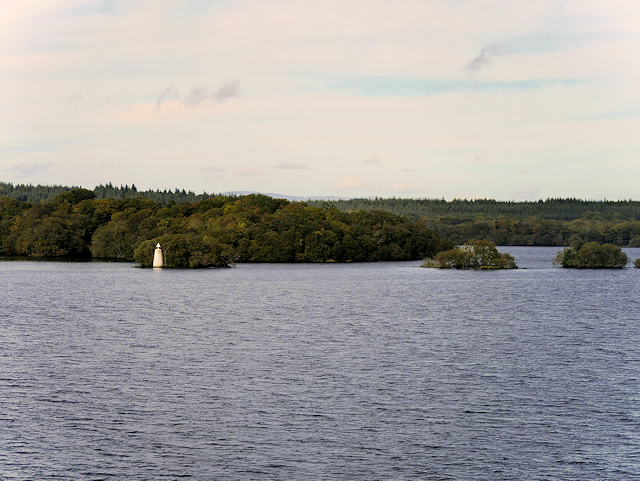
221,191,353,201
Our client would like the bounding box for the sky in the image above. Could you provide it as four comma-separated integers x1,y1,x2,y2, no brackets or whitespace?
1,0,640,200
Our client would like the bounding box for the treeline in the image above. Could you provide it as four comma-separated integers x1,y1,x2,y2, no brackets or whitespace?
421,216,640,247
0,189,453,266
0,182,212,204
307,197,640,220
4,182,640,247
6,182,640,220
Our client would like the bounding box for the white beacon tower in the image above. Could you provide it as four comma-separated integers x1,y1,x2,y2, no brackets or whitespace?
153,243,163,268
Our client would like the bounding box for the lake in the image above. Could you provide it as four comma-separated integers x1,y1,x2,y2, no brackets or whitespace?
1,247,639,480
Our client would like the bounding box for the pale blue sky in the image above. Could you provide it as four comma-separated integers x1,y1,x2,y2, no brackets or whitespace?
1,0,639,200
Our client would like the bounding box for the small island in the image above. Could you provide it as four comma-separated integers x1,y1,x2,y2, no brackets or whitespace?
422,239,517,269
553,241,628,268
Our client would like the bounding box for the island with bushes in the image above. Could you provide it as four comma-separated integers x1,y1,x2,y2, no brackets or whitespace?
0,188,454,267
422,240,517,269
553,241,629,268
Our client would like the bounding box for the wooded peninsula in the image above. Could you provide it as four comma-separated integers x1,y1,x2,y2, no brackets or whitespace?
2,182,640,267
0,183,452,267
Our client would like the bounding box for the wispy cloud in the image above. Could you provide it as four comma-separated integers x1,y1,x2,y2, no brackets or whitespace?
213,81,240,103
184,87,209,107
324,75,580,97
506,33,590,55
70,0,118,16
156,87,179,107
273,161,309,170
362,155,380,166
232,167,263,176
464,42,507,75
9,162,54,175
0,141,56,154
183,81,240,107
66,86,113,111
182,0,218,15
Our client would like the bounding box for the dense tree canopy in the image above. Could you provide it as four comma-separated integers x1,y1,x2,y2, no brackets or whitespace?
0,190,453,267
419,215,640,247
4,182,640,249
310,197,640,220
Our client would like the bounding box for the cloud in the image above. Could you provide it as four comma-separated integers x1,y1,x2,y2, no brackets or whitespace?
183,81,240,107
464,42,506,74
232,167,263,176
66,86,113,111
0,141,55,154
213,81,240,103
9,162,54,175
273,161,309,170
362,155,380,166
70,0,118,16
333,177,367,189
519,169,530,175
183,0,217,14
155,87,179,107
184,87,209,107
324,74,577,97
507,186,541,200
199,165,227,173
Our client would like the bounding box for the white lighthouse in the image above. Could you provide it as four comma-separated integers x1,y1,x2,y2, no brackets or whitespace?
153,243,163,268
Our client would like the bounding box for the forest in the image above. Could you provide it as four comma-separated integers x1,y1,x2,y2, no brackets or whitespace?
420,215,640,247
307,197,640,220
0,188,453,267
308,198,640,247
3,182,640,250
0,182,212,204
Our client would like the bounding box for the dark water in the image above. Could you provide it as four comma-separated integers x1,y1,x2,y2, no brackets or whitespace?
1,247,639,480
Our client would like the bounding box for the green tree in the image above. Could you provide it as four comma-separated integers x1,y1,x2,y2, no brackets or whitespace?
423,239,517,269
134,234,233,268
553,241,628,268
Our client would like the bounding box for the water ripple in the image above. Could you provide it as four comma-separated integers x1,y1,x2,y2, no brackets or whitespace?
1,250,639,479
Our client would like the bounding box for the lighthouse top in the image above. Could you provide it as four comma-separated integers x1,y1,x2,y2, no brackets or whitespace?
156,243,161,249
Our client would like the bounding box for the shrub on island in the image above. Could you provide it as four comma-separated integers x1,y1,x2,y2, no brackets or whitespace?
553,241,628,268
422,239,517,269
634,258,640,268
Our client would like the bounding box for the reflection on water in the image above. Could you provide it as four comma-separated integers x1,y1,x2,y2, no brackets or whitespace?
1,247,639,480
